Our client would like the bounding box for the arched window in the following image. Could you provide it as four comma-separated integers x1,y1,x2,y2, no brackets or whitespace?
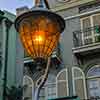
23,75,34,100
87,65,100,99
47,74,56,99
56,68,69,98
37,74,56,100
72,67,87,99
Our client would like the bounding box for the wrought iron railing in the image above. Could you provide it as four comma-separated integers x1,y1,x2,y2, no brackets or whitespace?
73,25,100,48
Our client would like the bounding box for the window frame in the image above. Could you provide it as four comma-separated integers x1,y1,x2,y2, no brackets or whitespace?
86,65,100,98
23,75,34,100
72,67,87,99
87,65,100,79
56,68,69,97
36,76,57,100
80,16,94,45
80,13,100,45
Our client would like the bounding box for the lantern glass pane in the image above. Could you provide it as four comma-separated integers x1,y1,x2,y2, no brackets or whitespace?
19,15,60,59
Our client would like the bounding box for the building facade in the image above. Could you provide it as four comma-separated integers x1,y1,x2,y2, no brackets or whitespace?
1,0,99,100
0,10,24,100
23,0,100,100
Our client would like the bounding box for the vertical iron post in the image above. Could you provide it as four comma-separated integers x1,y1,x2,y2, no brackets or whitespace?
2,19,12,100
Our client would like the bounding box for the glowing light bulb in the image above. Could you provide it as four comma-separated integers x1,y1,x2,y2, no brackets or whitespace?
35,35,44,42
34,30,45,44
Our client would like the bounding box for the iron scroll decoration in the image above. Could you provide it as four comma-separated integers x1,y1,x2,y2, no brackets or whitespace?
15,9,65,61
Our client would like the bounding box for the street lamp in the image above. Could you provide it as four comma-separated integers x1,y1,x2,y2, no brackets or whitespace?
14,0,65,100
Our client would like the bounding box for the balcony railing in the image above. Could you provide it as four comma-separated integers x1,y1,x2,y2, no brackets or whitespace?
73,25,100,48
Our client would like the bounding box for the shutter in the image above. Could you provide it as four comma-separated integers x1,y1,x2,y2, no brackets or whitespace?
93,14,100,26
74,78,85,99
56,69,69,98
72,67,87,99
81,17,93,45
92,14,100,42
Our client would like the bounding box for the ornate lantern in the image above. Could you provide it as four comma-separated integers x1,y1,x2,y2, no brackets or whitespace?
15,0,65,100
15,8,65,61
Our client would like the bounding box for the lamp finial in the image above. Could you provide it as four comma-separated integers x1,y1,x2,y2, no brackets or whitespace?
35,0,49,8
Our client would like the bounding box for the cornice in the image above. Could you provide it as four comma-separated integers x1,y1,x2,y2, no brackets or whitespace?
51,0,95,12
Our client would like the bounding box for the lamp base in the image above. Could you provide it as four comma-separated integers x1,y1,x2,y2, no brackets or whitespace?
34,57,47,71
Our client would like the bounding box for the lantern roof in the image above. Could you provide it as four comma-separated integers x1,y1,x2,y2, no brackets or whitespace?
15,7,65,34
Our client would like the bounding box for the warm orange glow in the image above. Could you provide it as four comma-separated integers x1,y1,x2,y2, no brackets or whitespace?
34,31,45,44
19,15,61,59
35,35,44,42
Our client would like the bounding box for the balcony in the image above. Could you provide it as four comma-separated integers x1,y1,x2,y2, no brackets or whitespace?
73,25,100,55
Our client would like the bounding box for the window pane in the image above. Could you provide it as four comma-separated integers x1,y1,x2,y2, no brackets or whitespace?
39,88,46,100
82,17,92,37
75,79,85,99
82,18,91,28
57,71,66,80
23,76,33,100
74,68,83,78
73,67,87,99
57,82,67,97
87,66,100,77
93,14,100,38
57,69,68,98
47,83,56,99
23,86,32,99
93,14,100,26
87,79,100,99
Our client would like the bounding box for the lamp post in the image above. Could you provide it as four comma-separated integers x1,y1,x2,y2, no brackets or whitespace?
14,0,65,100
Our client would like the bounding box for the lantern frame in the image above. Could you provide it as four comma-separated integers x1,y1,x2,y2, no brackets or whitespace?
15,8,65,60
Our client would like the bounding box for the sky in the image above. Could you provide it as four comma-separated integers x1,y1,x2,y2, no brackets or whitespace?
0,0,35,14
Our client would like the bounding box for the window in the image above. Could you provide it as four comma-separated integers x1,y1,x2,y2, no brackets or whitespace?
79,2,100,13
39,87,46,100
47,83,56,99
87,65,100,99
37,75,57,100
81,17,93,45
92,14,100,43
23,75,34,100
36,69,69,100
80,13,100,45
56,69,69,98
39,83,57,100
72,67,87,99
